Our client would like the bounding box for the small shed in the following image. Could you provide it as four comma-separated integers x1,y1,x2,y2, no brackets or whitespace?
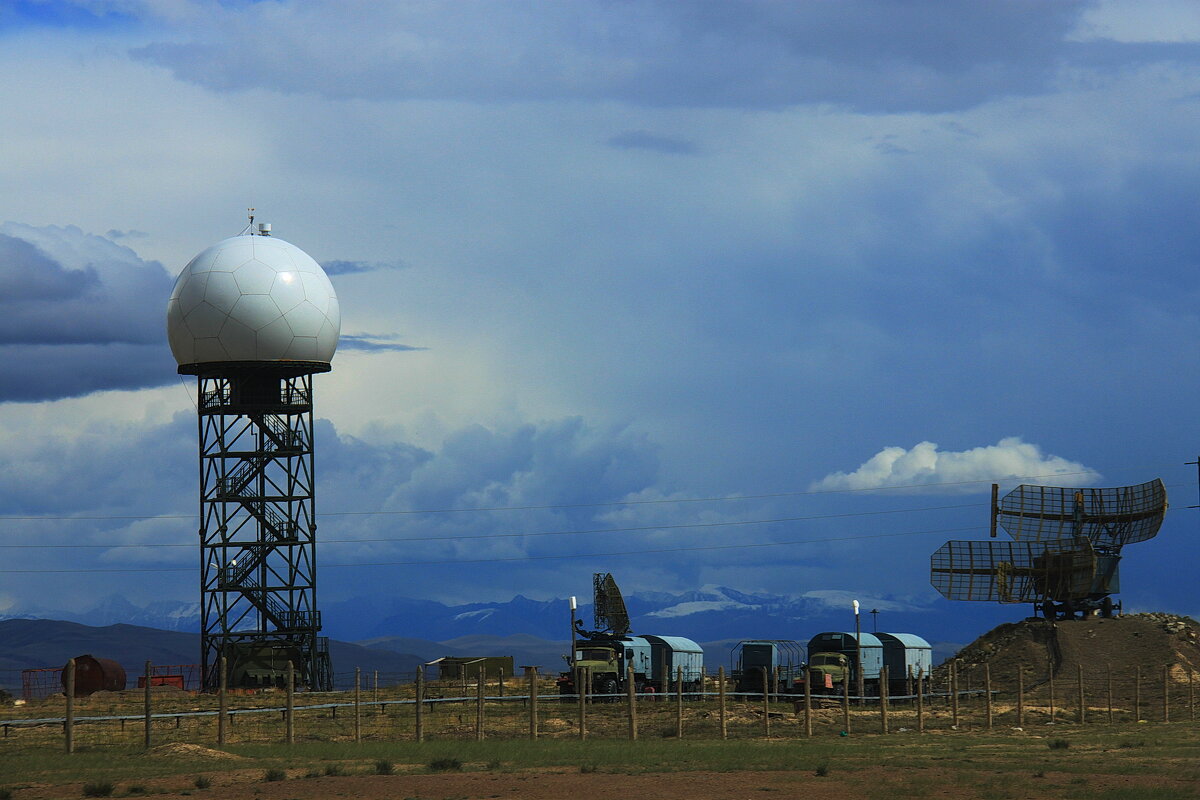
63,654,126,697
434,656,514,680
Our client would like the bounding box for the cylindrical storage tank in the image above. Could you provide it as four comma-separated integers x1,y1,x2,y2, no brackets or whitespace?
63,654,127,697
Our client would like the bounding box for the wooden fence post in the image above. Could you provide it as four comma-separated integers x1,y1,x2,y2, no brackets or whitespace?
1163,664,1170,724
374,669,379,705
676,666,684,739
718,666,727,740
916,667,924,733
1016,666,1024,728
1077,664,1085,725
415,665,424,742
1107,664,1114,724
218,656,228,747
144,661,153,750
984,664,992,730
1048,663,1055,724
529,667,539,740
285,661,295,745
762,667,770,739
1134,666,1141,723
627,664,637,741
1190,670,1195,722
842,672,850,734
578,666,587,740
951,660,959,728
355,667,362,743
880,666,889,734
476,666,485,741
64,658,75,755
804,667,812,738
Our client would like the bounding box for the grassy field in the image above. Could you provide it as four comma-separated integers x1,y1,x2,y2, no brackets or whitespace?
4,681,1200,798
3,725,1200,799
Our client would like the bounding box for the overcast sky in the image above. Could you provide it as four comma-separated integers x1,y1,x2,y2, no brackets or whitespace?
1,0,1198,638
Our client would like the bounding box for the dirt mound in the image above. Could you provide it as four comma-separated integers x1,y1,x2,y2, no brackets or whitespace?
142,742,246,760
943,613,1200,688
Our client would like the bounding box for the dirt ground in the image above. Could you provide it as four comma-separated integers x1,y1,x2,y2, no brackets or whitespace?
10,763,1193,800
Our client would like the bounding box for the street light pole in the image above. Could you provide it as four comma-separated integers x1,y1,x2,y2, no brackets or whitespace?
569,595,578,668
853,600,864,705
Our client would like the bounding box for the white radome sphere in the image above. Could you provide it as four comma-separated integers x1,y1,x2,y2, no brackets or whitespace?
166,235,340,366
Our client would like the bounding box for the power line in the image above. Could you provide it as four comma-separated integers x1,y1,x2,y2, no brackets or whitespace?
0,501,984,548
0,467,1141,523
0,523,988,573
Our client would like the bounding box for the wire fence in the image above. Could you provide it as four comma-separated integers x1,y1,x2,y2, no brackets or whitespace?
2,660,1197,752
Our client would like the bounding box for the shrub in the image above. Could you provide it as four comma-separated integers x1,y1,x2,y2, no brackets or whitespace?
814,763,829,777
580,764,597,774
0,789,13,800
1048,739,1070,750
263,769,286,782
193,775,212,790
374,760,394,775
82,782,115,798
323,764,344,777
428,758,462,772
125,786,147,796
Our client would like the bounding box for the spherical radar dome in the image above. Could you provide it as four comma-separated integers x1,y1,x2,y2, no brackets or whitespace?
166,234,341,367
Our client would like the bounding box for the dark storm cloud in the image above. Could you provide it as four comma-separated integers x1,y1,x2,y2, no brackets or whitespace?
337,335,425,353
0,224,176,402
0,234,97,302
130,0,1102,113
0,343,176,403
607,131,697,155
322,259,406,276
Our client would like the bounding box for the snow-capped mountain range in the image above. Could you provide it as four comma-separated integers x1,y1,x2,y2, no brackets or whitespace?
0,584,969,657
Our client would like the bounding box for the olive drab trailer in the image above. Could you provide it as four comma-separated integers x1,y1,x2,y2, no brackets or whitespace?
876,632,932,687
731,639,806,695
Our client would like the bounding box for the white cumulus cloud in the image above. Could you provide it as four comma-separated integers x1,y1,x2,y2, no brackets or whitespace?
809,437,1100,493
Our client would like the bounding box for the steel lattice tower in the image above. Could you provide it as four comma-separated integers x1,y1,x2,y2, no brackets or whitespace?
167,223,341,692
191,365,332,691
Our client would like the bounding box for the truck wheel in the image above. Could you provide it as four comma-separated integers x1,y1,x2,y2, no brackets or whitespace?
597,677,619,702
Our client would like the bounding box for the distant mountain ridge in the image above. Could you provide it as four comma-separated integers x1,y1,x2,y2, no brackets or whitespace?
0,619,425,694
0,584,969,665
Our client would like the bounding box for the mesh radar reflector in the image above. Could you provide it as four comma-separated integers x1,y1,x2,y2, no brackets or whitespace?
593,572,631,636
167,222,340,693
995,480,1166,547
930,479,1167,620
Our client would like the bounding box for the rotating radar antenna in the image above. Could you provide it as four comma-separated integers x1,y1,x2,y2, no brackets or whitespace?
592,573,631,636
930,479,1167,620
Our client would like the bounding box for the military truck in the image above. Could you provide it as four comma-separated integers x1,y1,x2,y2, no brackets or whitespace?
805,632,882,694
557,633,704,698
556,573,704,699
804,631,931,695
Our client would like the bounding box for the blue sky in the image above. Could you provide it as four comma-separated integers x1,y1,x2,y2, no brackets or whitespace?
0,0,1198,641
